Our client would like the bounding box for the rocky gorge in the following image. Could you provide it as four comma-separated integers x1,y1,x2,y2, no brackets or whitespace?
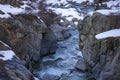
0,0,72,79
0,0,120,80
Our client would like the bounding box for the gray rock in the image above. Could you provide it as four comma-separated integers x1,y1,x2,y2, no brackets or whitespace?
59,74,69,80
49,24,71,41
60,72,87,80
78,12,120,80
0,41,34,80
0,10,5,14
40,29,57,56
75,59,87,71
42,74,59,80
0,14,58,70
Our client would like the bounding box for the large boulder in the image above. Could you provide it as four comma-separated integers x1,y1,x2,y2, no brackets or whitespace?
0,14,57,70
78,12,120,80
49,24,71,41
0,41,34,80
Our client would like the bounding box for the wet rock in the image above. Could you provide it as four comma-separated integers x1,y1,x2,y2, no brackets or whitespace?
78,12,120,80
0,10,5,14
42,74,59,80
75,58,87,71
59,73,69,80
40,29,57,56
59,45,67,48
60,72,87,80
69,75,84,80
5,60,34,80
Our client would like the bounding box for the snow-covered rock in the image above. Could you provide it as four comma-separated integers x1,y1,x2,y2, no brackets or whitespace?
88,0,120,16
46,0,93,5
78,11,120,80
0,40,34,80
95,29,120,39
47,7,84,21
0,50,16,61
0,13,58,71
0,0,41,18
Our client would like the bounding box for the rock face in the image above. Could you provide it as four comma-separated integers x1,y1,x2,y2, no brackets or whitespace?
0,0,72,79
0,14,57,70
78,13,120,80
0,41,34,80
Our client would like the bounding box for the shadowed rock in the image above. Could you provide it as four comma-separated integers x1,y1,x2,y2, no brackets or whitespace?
0,41,34,80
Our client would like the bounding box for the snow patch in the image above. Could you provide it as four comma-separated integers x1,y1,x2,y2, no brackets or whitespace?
34,77,39,80
88,9,120,16
106,0,120,8
48,7,84,21
95,29,120,39
96,9,120,15
0,4,24,18
46,0,67,5
0,0,41,18
68,0,93,3
0,50,15,61
46,0,93,5
88,0,120,16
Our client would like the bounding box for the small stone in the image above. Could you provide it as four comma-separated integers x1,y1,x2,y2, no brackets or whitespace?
0,10,5,14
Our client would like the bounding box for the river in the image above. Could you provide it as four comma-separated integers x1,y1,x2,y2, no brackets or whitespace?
34,0,94,80
34,29,87,80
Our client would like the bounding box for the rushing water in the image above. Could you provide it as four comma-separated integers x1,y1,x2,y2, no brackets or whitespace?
34,1,94,79
35,29,87,80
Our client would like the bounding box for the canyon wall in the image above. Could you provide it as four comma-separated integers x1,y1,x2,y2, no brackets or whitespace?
0,14,58,70
78,13,120,80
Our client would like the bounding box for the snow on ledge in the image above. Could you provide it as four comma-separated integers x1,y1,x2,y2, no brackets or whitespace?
0,4,24,18
48,7,84,21
88,9,120,16
95,29,120,39
0,50,15,61
96,9,120,15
